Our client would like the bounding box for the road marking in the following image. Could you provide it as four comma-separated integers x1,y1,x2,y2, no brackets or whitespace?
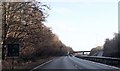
68,56,82,69
30,58,55,71
93,61,120,69
79,58,120,69
71,57,120,69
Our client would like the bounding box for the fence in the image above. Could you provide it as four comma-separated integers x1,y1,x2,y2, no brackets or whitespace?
75,55,120,68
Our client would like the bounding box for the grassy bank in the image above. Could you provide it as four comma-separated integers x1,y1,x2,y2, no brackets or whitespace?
2,56,57,70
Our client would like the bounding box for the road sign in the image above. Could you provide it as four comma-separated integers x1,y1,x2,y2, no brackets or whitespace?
7,44,19,57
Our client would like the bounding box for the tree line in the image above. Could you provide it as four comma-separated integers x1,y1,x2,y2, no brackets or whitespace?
89,32,120,58
2,2,73,62
103,33,120,58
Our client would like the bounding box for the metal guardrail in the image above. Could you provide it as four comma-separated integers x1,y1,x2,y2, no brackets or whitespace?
75,55,120,68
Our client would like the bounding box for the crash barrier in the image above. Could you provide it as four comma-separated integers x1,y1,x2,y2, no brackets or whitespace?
75,55,120,68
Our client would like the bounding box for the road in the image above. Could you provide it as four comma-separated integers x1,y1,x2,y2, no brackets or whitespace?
32,56,120,71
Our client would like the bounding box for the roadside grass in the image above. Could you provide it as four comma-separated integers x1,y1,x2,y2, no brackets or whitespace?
2,56,56,70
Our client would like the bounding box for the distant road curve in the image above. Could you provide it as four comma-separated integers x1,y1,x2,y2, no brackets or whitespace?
31,56,120,71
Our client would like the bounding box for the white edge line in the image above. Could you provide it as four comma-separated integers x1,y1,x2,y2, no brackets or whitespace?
76,57,120,69
30,58,55,71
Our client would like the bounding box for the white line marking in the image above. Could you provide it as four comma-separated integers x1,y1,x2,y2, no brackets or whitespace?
78,58,120,69
30,58,55,71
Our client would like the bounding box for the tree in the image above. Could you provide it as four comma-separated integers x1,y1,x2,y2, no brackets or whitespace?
2,2,49,60
2,1,71,63
103,33,120,58
89,46,103,56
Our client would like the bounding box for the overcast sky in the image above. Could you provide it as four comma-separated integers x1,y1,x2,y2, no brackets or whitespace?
38,0,119,51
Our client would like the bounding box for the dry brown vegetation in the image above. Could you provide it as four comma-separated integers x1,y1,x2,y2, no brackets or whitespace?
2,2,74,69
103,33,120,58
89,33,120,58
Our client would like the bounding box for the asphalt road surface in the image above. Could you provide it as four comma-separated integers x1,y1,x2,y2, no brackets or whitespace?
32,56,120,71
